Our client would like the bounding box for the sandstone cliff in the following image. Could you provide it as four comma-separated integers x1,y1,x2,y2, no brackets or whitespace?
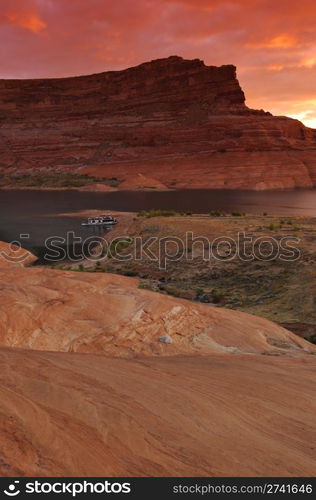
0,56,316,189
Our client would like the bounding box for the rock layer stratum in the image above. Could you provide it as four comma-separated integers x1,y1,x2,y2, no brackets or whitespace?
1,56,316,189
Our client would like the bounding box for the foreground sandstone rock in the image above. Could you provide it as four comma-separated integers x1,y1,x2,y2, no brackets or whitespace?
0,243,315,477
1,348,315,476
0,56,315,189
0,267,313,356
0,241,37,268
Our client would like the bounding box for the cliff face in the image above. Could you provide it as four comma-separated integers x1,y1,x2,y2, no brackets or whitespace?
1,55,316,189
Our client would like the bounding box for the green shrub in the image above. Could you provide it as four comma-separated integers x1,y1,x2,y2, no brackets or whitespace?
123,270,138,277
212,289,225,304
137,209,178,218
108,238,133,258
231,210,245,217
94,261,103,272
138,281,153,290
0,172,122,188
209,209,226,217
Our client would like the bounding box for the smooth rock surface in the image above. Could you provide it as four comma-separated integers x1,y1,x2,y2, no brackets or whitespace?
0,266,313,356
0,348,315,476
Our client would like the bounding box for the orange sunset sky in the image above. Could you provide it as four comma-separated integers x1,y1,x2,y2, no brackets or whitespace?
1,0,315,128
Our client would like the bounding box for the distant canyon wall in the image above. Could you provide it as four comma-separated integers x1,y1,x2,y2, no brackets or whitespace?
0,56,316,189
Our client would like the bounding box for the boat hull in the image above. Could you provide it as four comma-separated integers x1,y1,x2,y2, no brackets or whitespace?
81,221,117,226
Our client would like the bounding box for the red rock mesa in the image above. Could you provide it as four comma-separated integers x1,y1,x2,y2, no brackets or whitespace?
0,55,316,189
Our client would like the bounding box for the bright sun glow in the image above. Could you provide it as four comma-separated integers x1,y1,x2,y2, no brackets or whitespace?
288,112,316,129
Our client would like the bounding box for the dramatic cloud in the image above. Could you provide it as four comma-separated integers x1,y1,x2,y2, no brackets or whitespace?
5,11,46,33
1,0,46,33
0,0,315,127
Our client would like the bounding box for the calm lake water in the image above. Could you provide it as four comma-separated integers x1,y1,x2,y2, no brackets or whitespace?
0,188,316,257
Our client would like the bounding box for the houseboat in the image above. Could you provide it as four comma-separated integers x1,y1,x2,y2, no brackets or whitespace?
81,214,118,226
